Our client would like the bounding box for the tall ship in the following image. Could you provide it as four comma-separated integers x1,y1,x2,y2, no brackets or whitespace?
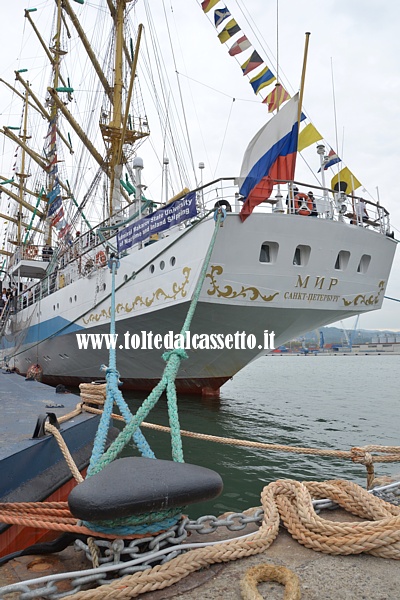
0,0,397,396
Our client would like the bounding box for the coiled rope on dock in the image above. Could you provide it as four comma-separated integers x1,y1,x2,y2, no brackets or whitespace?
35,478,397,600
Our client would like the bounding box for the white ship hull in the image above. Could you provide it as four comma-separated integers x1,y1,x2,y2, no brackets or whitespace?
1,212,396,395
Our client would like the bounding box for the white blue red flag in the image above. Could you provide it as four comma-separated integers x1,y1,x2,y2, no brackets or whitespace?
239,93,299,221
318,147,341,172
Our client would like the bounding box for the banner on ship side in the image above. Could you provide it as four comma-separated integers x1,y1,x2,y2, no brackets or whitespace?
117,192,197,253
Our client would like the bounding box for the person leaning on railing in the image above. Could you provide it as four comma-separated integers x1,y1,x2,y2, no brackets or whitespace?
42,244,54,262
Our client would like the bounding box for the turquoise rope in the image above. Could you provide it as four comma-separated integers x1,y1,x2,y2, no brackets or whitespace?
87,257,155,476
89,214,222,477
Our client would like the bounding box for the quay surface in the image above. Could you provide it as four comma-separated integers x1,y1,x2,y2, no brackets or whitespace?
1,505,399,598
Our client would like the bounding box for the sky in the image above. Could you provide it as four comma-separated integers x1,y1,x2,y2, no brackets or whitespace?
0,0,399,331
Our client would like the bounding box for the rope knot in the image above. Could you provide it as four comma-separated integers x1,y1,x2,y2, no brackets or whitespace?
100,364,121,385
351,447,374,466
162,347,188,362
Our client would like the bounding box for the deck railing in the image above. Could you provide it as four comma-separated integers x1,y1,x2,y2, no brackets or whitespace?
4,178,393,315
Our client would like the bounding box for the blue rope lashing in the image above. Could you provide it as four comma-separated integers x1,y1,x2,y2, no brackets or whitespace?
88,256,155,476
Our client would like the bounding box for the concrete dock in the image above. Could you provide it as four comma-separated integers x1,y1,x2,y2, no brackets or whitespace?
1,505,399,598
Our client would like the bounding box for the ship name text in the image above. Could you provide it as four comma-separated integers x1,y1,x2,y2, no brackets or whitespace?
295,275,339,290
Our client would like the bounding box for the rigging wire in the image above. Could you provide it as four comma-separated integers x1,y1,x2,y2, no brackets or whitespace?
140,3,192,192
212,98,236,179
161,0,197,185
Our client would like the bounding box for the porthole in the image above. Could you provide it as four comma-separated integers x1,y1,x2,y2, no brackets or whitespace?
170,256,176,266
74,295,77,302
160,260,165,270
150,264,155,274
124,274,128,282
103,283,106,291
69,297,72,303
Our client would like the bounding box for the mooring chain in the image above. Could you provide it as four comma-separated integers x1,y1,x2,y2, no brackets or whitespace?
74,510,263,569
185,510,264,534
0,511,265,599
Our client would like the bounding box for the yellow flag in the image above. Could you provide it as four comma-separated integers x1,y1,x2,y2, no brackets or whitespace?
331,167,361,194
298,123,323,152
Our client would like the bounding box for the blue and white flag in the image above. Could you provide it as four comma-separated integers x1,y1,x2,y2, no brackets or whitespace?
214,7,230,27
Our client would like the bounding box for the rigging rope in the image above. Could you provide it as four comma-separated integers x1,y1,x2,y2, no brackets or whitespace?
89,212,222,477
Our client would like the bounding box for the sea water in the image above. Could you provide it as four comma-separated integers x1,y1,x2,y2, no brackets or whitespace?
125,354,399,517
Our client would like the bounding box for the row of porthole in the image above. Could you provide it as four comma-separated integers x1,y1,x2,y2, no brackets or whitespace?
51,256,177,310
150,256,176,274
54,296,78,310
41,354,70,362
259,243,371,274
26,354,74,364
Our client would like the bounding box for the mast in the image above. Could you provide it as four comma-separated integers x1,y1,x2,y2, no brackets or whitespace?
16,89,30,246
109,0,125,217
100,1,149,218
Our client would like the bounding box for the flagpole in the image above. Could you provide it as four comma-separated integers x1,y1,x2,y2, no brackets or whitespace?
286,32,310,214
297,32,311,129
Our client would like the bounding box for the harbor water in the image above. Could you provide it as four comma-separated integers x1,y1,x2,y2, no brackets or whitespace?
124,354,399,518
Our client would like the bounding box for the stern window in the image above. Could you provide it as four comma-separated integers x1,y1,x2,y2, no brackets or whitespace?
259,241,279,264
335,250,350,271
293,244,311,267
357,254,371,274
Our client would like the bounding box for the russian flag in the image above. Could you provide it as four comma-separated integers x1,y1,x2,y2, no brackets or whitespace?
239,93,299,222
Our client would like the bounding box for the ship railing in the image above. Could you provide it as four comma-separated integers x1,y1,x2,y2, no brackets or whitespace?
8,244,56,268
196,178,391,235
11,178,392,310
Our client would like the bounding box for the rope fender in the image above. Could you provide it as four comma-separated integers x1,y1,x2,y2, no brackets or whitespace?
240,564,301,600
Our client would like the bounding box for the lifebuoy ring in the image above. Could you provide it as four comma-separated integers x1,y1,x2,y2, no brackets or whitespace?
95,251,107,267
294,193,313,216
25,245,38,259
214,200,232,212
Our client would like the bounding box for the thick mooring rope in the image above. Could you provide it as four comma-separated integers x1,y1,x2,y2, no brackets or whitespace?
79,386,400,489
47,478,399,600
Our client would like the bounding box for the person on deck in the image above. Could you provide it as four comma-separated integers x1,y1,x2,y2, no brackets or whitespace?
355,200,369,223
308,191,318,217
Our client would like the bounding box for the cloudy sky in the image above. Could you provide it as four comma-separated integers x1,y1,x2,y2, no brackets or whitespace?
0,0,399,331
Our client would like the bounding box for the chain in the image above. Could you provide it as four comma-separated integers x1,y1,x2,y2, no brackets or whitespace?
0,511,262,600
2,484,399,600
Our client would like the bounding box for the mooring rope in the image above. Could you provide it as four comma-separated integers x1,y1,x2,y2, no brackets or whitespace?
88,213,223,478
34,478,398,600
78,386,400,489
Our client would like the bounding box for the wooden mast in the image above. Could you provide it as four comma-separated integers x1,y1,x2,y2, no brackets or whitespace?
16,89,30,246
